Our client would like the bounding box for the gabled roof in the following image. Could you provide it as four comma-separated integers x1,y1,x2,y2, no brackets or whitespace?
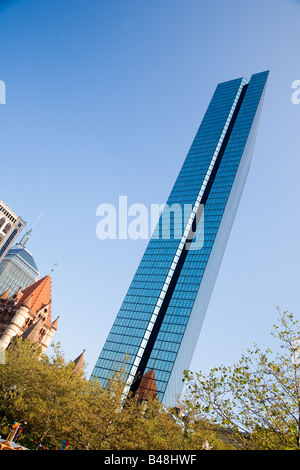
21,318,43,343
16,276,52,328
72,350,85,376
0,286,11,300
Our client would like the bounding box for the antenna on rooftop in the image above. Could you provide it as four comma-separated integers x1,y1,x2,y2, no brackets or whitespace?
18,210,45,248
32,209,45,229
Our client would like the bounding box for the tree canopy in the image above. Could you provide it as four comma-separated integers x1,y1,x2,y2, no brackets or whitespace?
1,307,299,450
182,308,300,450
0,338,227,450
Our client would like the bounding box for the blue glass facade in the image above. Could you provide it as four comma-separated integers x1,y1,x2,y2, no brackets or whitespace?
91,71,269,407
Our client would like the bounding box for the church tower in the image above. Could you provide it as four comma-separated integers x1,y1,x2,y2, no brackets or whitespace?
0,275,58,354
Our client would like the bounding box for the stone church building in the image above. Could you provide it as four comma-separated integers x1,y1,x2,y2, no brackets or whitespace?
0,275,58,354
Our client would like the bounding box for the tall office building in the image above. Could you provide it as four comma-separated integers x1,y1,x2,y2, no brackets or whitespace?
0,201,26,262
91,71,269,407
0,228,39,297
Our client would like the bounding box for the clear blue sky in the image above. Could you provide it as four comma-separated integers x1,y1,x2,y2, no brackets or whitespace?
1,0,300,379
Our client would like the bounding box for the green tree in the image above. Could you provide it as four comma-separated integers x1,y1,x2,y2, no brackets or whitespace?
183,308,300,450
0,339,89,449
0,338,42,439
0,337,241,450
0,342,185,450
68,370,144,450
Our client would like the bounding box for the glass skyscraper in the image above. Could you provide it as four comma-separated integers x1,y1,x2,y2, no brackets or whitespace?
92,71,269,407
0,228,39,297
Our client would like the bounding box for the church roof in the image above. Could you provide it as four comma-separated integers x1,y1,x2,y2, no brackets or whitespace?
16,276,52,328
137,369,157,400
0,286,11,300
72,350,85,376
21,318,43,343
8,246,39,273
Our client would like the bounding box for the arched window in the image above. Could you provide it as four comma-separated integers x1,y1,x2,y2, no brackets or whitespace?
3,223,11,234
39,327,46,341
0,217,5,229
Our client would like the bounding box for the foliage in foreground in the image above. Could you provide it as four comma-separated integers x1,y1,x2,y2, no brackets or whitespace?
0,339,228,450
1,307,298,450
183,308,300,450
